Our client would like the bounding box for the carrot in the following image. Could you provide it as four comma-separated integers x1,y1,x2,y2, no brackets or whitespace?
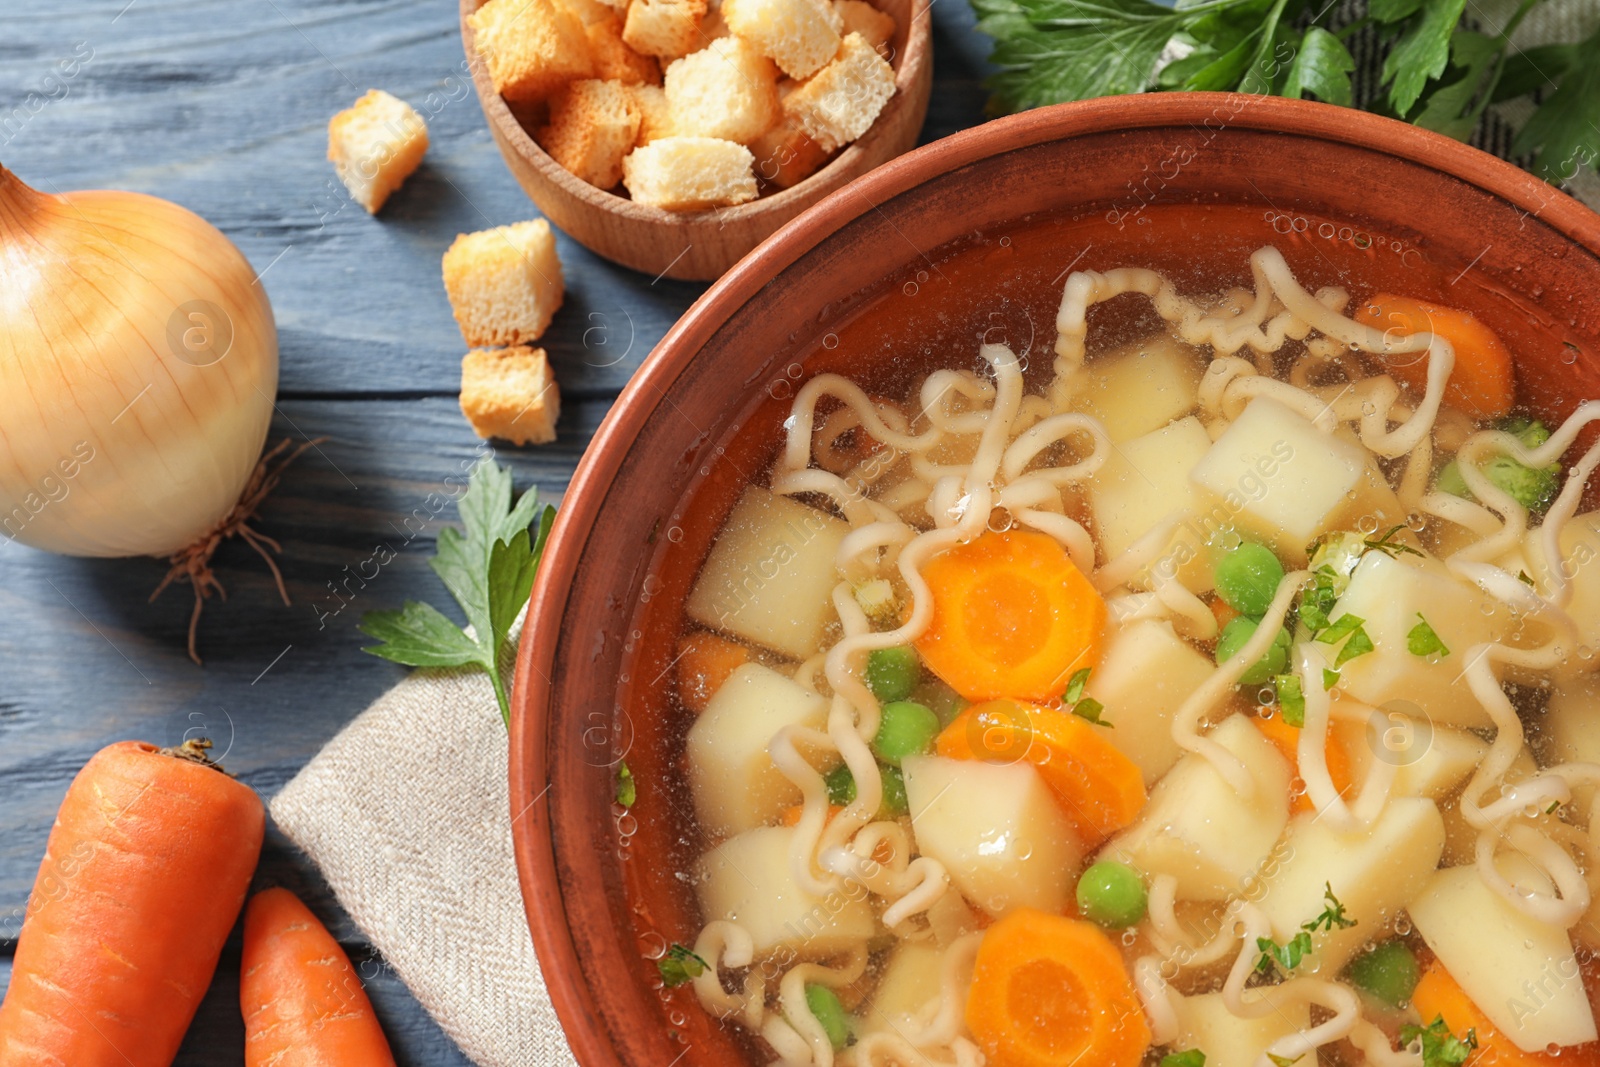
936,699,1145,846
966,909,1150,1067
676,631,750,713
1210,595,1240,632
1411,962,1600,1067
1253,710,1354,814
1356,294,1515,419
0,740,263,1067
914,530,1107,703
779,803,844,827
241,888,396,1066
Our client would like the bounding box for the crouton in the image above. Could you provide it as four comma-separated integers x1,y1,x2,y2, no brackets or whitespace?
663,37,780,145
539,79,642,188
327,90,429,214
586,16,662,83
833,0,894,52
471,0,593,103
749,114,830,188
630,84,675,144
783,32,894,150
621,0,708,58
442,220,565,346
722,0,842,79
561,0,616,23
700,2,733,41
460,346,562,445
622,136,757,210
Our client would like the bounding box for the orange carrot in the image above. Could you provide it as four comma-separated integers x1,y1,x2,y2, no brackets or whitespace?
241,888,396,1066
779,803,844,827
915,530,1107,703
1254,710,1354,814
966,909,1150,1067
1411,962,1600,1067
1210,595,1240,632
676,631,750,713
0,740,263,1067
1356,294,1515,419
936,699,1145,845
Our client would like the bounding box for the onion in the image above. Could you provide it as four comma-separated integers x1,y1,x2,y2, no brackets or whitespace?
0,164,285,658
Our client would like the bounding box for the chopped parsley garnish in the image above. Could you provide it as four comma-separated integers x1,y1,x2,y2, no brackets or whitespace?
1317,613,1374,668
1304,882,1358,933
616,761,636,808
1408,613,1451,657
1275,674,1305,728
1363,525,1424,559
1400,1015,1478,1067
1267,1056,1303,1067
1298,566,1341,635
1258,884,1354,976
1323,668,1341,692
657,944,710,987
1161,1051,1206,1067
1064,667,1111,728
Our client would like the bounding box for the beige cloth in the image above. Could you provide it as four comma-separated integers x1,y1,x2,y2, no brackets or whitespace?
269,661,578,1067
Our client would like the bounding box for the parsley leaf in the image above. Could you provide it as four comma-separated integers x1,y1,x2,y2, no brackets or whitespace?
658,944,710,986
1363,525,1424,559
1256,931,1313,975
1064,666,1091,705
1275,673,1305,728
1282,27,1356,106
617,762,636,808
1298,567,1340,635
1065,667,1112,727
1408,613,1451,657
1378,0,1468,115
1267,1056,1303,1067
1335,624,1375,667
1305,882,1357,932
1509,25,1600,182
1316,613,1365,645
1161,1051,1207,1067
360,461,555,726
1322,667,1341,691
1400,1015,1478,1067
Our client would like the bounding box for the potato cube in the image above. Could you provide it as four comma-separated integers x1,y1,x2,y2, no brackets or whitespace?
1173,990,1310,1067
1188,396,1405,564
1087,620,1215,786
327,89,429,214
1255,797,1443,973
1410,858,1596,1052
1104,714,1291,901
663,37,780,145
684,486,848,659
621,135,758,210
865,941,945,1029
1087,415,1215,591
1326,550,1508,728
697,826,876,956
723,0,842,78
1076,334,1205,443
470,0,593,104
686,663,828,836
833,0,895,51
621,0,707,58
782,33,894,151
925,889,981,947
902,755,1082,918
538,79,641,188
1544,673,1600,817
441,218,565,346
1339,700,1488,800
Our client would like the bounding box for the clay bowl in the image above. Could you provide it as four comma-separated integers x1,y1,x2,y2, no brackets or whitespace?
512,94,1600,1067
459,0,932,281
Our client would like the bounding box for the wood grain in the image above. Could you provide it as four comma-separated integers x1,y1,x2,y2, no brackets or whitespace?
0,0,987,1061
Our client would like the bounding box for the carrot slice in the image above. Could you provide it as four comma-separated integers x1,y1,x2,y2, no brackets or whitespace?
915,529,1106,703
966,909,1151,1067
937,699,1145,846
1253,710,1354,815
242,888,397,1066
1356,294,1515,419
676,631,750,713
1411,962,1600,1067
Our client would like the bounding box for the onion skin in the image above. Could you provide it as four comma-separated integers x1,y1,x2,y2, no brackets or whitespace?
0,164,278,557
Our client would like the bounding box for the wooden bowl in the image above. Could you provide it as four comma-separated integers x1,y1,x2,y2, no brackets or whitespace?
459,0,932,281
512,95,1600,1067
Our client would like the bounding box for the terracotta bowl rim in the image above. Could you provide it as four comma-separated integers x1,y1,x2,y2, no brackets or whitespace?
510,92,1600,1067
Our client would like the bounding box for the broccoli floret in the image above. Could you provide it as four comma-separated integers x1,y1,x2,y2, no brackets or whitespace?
1435,417,1561,513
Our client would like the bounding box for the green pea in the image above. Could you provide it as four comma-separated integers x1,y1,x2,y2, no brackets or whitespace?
1214,541,1286,616
879,763,909,817
1215,616,1291,685
866,646,921,703
1076,860,1148,929
872,701,940,765
1345,940,1420,1007
805,984,850,1050
825,764,857,807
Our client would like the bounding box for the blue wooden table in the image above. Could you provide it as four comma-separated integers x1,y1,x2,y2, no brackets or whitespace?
0,2,989,1061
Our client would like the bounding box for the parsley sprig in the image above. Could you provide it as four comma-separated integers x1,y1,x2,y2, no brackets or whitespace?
1064,667,1112,728
658,944,710,986
1317,613,1375,668
1257,883,1356,976
1401,1015,1478,1067
360,460,555,726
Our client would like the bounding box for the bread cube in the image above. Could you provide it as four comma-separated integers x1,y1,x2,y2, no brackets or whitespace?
562,0,619,23
1411,858,1596,1052
584,17,661,83
784,33,895,150
750,115,830,188
441,219,565,346
327,90,429,214
1076,334,1205,443
629,84,674,144
622,135,757,210
1174,990,1310,1067
1087,620,1215,786
684,485,848,659
621,0,707,58
696,826,876,956
664,37,781,145
1189,396,1405,565
724,0,842,78
1087,415,1215,591
686,662,829,837
538,79,641,188
700,1,734,40
1104,714,1291,901
470,0,593,104
833,0,895,51
1255,797,1443,973
459,346,561,445
902,755,1082,918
